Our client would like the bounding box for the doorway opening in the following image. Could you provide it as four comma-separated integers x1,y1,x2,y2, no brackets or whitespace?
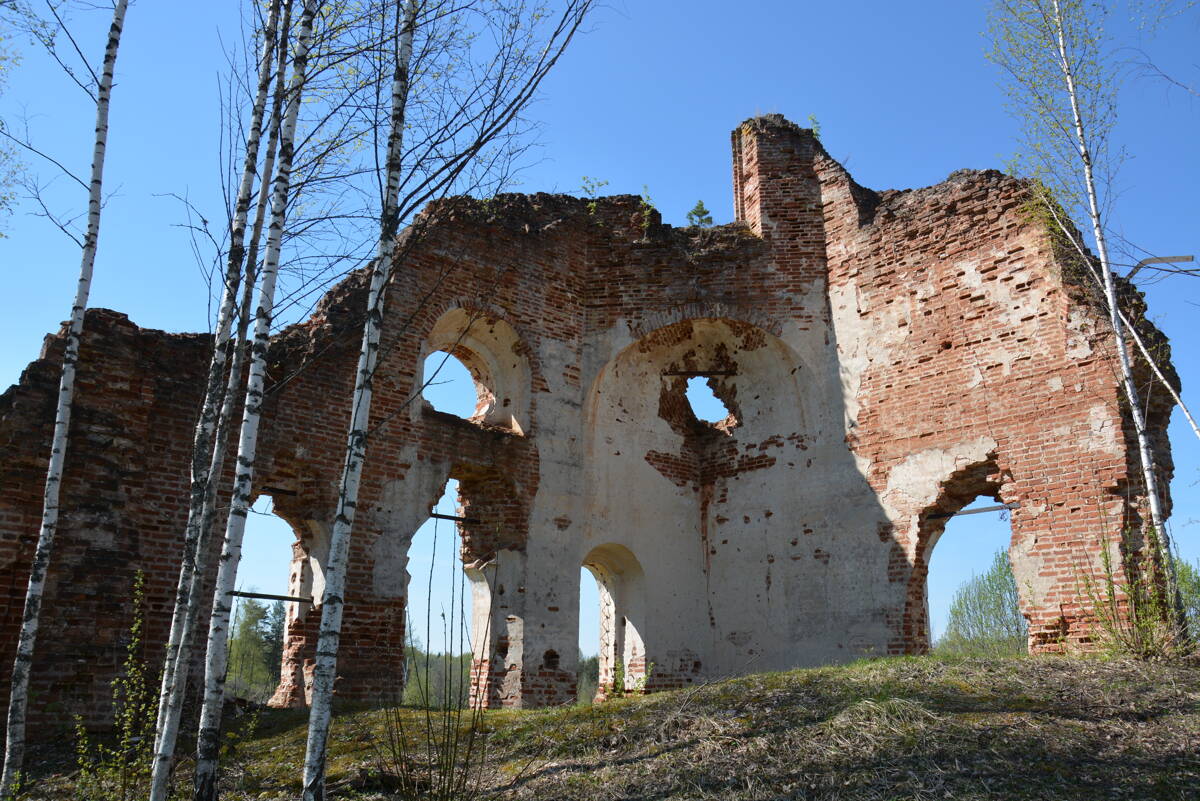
577,566,601,704
229,495,296,702
581,544,648,701
926,497,1025,656
404,478,475,709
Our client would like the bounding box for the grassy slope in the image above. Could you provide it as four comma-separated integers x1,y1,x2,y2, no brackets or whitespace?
36,656,1200,800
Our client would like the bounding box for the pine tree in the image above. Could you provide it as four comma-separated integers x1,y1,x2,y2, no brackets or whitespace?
686,199,712,227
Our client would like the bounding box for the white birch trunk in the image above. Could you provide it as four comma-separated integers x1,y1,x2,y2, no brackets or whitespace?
1042,196,1200,447
1119,310,1200,444
1050,0,1184,630
193,3,320,799
301,5,418,798
147,5,283,798
0,3,129,797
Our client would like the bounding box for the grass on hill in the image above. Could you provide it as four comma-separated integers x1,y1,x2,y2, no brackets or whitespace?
29,654,1200,800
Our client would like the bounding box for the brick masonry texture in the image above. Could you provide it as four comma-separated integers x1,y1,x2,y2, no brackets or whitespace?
0,115,1175,728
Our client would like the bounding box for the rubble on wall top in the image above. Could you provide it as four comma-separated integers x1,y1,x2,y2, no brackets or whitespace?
737,113,818,140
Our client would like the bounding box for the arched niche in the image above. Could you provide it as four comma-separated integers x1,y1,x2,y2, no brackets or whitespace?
580,317,818,679
584,316,814,447
423,308,531,434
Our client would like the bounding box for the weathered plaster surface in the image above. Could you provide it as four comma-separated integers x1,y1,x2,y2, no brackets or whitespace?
0,115,1176,726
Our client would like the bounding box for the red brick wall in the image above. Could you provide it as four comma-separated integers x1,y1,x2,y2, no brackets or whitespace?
0,115,1173,727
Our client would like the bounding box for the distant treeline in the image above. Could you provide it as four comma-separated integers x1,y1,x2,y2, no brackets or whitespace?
226,597,285,703
225,600,603,709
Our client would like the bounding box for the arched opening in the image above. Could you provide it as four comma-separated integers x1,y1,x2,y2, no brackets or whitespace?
926,497,1025,656
422,308,531,434
906,458,1028,657
582,315,824,679
231,495,300,703
403,477,475,709
581,544,648,700
577,566,600,704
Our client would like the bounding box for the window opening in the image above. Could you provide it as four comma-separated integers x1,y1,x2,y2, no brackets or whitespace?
405,478,473,708
422,351,478,419
927,497,1025,655
685,376,732,424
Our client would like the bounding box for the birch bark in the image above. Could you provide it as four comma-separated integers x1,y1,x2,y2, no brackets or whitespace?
193,3,320,799
301,5,418,799
0,3,129,797
1049,0,1183,629
1038,197,1200,446
148,5,283,798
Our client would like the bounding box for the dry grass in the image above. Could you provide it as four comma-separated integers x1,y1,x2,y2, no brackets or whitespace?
22,655,1200,800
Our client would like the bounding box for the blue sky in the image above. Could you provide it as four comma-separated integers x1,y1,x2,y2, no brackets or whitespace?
1,2,1197,655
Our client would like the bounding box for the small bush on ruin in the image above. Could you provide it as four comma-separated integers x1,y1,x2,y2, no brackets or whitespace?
73,572,158,801
1077,528,1191,659
686,200,712,227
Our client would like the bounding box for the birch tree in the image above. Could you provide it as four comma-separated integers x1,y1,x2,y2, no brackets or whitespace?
192,2,322,799
0,21,18,232
989,0,1187,642
301,5,418,790
146,4,287,799
300,2,593,797
0,2,128,797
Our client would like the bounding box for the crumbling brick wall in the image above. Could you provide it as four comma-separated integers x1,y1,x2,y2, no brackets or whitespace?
0,114,1173,727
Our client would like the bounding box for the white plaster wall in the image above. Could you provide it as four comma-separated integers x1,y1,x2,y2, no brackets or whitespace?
577,315,897,681
578,336,710,675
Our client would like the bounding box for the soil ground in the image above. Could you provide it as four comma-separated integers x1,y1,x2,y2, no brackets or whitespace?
23,655,1200,800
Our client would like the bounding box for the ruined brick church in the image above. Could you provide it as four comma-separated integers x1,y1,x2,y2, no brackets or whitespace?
0,115,1174,725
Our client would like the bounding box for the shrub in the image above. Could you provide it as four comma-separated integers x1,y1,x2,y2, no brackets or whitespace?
73,572,157,801
935,549,1028,658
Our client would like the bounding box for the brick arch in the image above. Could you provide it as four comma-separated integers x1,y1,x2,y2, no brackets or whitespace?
625,303,785,341
586,315,817,437
901,456,1018,654
420,305,534,434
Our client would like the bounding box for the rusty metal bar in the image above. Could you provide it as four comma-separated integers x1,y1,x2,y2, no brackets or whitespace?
430,512,482,525
661,369,738,377
1126,254,1194,281
926,503,1017,521
229,590,312,603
